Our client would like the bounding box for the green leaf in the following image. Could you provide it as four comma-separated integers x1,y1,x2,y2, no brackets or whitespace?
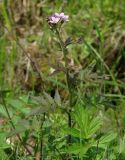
7,99,30,114
0,150,8,160
87,116,102,139
1,1,11,31
19,95,30,103
63,127,81,138
27,106,49,117
73,105,102,139
0,105,8,118
7,119,30,137
93,132,117,149
67,143,81,154
8,99,22,109
73,105,89,138
99,132,117,144
67,143,91,156
0,133,10,149
118,135,125,154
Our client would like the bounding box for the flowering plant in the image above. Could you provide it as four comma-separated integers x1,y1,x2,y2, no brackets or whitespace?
47,12,73,145
48,12,69,24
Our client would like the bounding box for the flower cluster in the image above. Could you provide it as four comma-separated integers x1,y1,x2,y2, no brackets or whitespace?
48,12,69,24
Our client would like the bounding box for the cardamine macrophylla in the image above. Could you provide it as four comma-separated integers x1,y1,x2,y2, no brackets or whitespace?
47,12,83,46
47,12,69,27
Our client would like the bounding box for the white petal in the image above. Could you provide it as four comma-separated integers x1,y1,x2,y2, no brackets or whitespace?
60,13,64,17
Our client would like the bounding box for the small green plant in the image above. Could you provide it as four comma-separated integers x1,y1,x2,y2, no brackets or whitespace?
47,12,117,159
64,104,117,159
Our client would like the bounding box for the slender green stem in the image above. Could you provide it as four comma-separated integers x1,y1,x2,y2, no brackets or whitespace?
55,29,72,144
40,113,45,160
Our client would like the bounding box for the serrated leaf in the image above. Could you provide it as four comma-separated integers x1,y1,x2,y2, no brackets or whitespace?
7,99,29,114
73,105,102,139
43,92,54,105
27,106,49,117
73,105,87,128
31,96,49,106
7,119,30,137
87,116,102,138
73,105,89,138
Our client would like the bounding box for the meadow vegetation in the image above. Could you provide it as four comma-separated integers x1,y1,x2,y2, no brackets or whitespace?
0,0,125,159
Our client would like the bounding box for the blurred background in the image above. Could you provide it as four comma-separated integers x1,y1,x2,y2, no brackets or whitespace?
0,0,125,93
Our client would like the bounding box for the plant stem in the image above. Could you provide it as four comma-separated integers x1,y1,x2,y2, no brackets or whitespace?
55,29,72,144
40,113,45,160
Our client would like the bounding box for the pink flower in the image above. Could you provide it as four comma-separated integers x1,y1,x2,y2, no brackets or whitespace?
49,16,60,24
48,12,69,24
59,13,69,21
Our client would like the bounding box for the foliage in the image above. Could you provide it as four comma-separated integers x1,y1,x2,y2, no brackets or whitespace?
0,0,125,159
